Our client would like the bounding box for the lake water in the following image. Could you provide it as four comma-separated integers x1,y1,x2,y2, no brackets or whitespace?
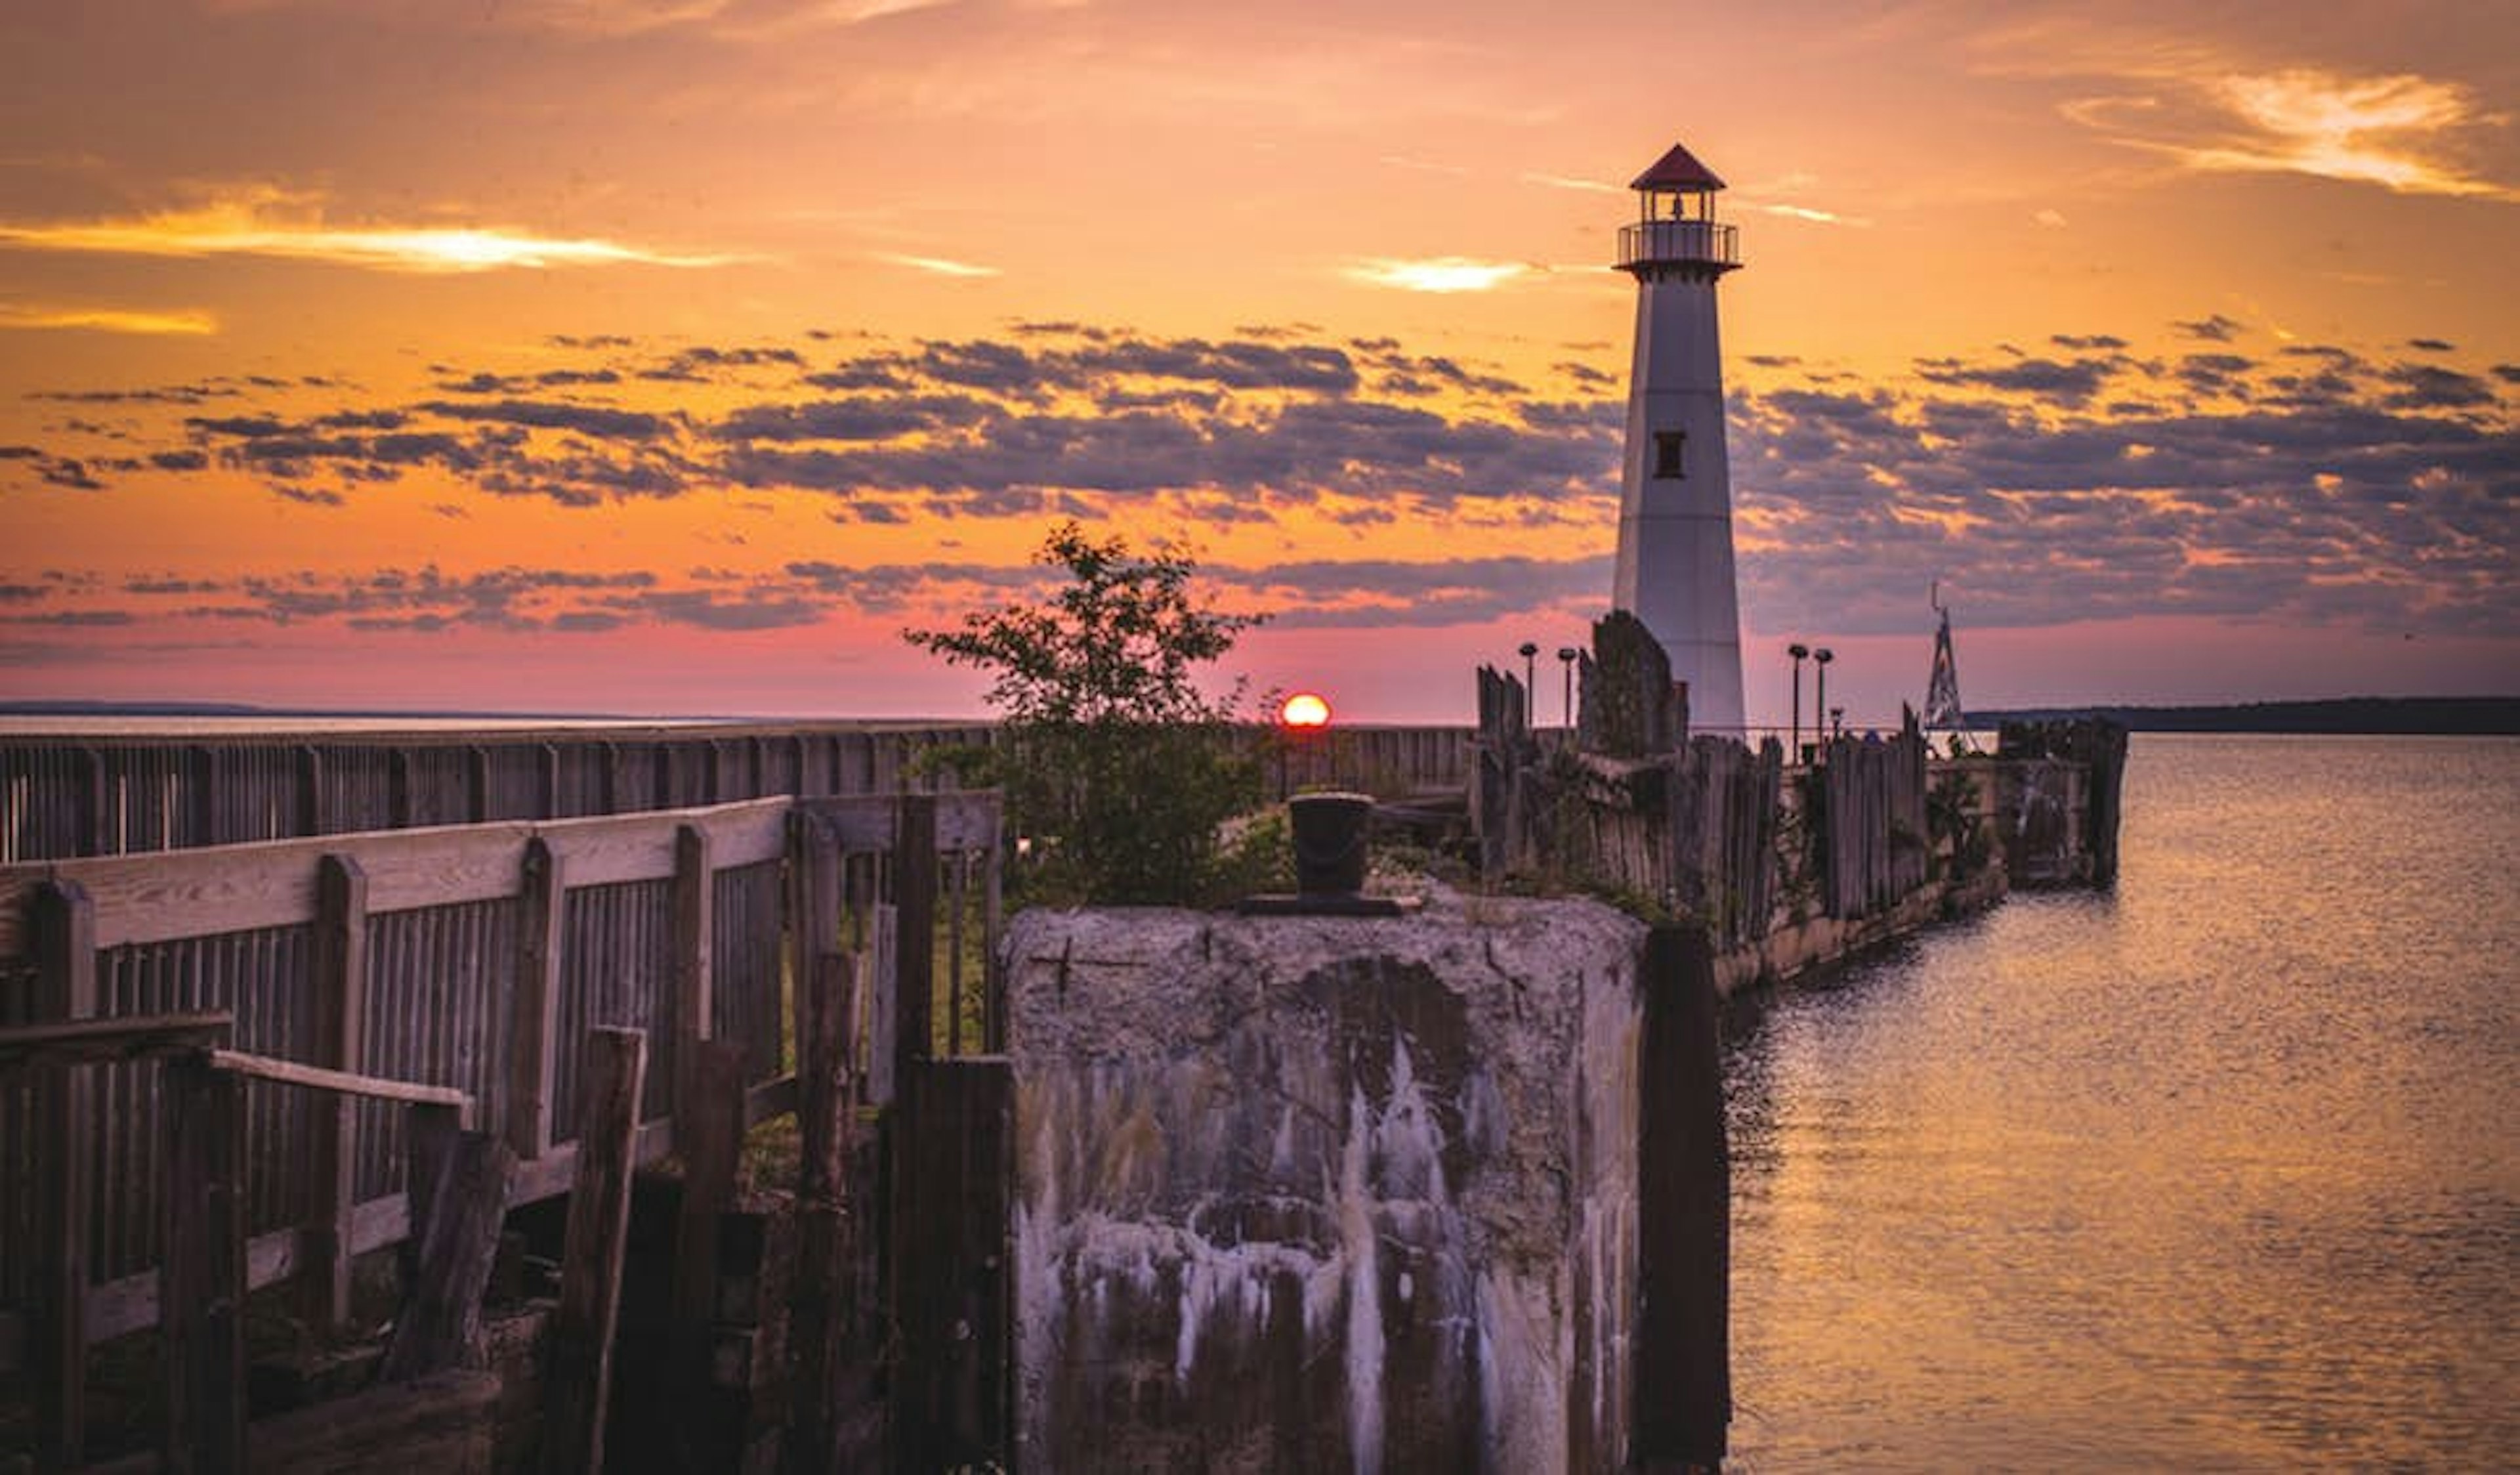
1725,735,2519,1470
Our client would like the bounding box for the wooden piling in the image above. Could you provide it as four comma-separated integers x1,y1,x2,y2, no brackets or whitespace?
543,1027,648,1475
1635,924,1730,1470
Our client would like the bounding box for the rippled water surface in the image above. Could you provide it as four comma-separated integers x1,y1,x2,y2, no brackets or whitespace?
1725,735,2519,1471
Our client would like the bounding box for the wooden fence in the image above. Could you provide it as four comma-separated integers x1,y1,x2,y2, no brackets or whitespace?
0,788,1002,1466
1,721,1471,864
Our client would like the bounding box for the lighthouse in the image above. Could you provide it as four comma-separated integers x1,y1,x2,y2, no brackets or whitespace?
1611,139,1746,737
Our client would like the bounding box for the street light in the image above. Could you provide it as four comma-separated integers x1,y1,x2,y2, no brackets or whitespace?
1517,641,1539,729
1556,646,1581,737
1813,648,1834,763
1787,643,1809,760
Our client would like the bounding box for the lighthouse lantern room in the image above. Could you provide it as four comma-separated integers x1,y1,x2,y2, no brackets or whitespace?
1610,139,1748,737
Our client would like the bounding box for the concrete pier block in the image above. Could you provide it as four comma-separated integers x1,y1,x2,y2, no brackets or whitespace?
1005,893,1648,1474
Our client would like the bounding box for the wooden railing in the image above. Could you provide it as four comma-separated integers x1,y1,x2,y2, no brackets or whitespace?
0,721,1471,863
0,788,1002,1465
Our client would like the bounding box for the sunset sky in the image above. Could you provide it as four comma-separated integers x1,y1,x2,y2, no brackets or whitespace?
1,0,2513,726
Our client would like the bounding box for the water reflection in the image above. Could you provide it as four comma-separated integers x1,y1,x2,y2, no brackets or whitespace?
1721,736,2519,1472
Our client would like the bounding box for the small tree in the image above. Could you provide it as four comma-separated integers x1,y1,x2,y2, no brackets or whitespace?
906,523,1268,905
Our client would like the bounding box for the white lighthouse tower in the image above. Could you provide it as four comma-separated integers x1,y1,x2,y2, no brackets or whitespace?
1611,139,1746,737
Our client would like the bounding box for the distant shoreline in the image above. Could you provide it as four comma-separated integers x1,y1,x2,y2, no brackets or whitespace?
1971,696,2519,737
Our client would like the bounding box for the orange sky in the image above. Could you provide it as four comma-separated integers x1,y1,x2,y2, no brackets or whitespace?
1,0,2513,725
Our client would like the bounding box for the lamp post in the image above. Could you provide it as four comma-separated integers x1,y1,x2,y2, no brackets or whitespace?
1813,648,1834,763
1787,643,1809,761
1518,641,1539,729
1557,646,1580,738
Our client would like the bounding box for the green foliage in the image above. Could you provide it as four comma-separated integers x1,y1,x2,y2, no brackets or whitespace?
1928,766,1992,881
905,523,1268,906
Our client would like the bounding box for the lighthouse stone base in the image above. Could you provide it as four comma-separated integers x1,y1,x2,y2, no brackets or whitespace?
1005,895,1647,1474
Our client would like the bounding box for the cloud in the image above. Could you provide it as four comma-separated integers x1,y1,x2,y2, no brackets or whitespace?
1343,257,1532,293
2065,66,2520,201
1519,172,1620,194
0,186,742,274
0,304,217,335
2175,314,2244,342
14,318,2508,649
872,251,1001,278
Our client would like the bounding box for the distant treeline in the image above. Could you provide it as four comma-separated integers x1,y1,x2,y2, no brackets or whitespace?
1973,696,2519,736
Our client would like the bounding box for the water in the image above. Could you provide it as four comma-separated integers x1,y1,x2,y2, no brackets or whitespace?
1726,735,2519,1471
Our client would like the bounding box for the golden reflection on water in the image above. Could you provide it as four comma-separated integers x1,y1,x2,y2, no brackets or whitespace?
1723,735,2519,1472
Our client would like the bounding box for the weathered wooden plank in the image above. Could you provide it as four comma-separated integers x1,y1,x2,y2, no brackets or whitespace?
381,1122,515,1384
0,1012,229,1069
890,1057,1013,1472
160,1054,247,1475
304,854,368,1329
0,797,793,952
1635,924,1729,1470
894,795,937,1071
198,1050,474,1124
32,878,97,1470
543,1027,646,1475
509,838,566,1161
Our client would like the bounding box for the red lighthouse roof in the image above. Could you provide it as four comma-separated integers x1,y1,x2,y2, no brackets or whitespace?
1631,140,1725,192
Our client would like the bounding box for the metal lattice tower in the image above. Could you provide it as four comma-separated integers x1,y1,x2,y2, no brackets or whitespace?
1923,583,1966,737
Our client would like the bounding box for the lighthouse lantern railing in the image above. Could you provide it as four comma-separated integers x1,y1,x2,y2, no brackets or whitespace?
1617,219,1740,271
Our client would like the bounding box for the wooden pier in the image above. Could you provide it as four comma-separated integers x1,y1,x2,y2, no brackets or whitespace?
0,780,1005,1470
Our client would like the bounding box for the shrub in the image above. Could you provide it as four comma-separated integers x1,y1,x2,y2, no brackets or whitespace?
906,523,1267,905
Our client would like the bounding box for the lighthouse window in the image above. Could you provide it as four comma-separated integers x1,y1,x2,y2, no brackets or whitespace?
1652,431,1687,479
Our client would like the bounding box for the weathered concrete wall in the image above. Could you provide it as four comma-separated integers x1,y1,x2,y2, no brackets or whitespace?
1004,896,1648,1475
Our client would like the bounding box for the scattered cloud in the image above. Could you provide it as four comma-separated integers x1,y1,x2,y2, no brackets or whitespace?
0,304,218,335
1343,257,1532,293
872,251,1001,278
0,186,742,274
2065,66,2520,201
1519,172,1620,194
7,318,2508,647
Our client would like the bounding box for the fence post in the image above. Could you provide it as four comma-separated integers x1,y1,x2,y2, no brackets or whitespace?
1634,924,1730,1470
75,746,109,857
297,744,326,837
788,952,858,1475
160,1053,247,1475
32,879,96,1470
543,1028,648,1475
304,853,369,1330
671,824,715,1131
507,838,566,1161
893,794,936,1072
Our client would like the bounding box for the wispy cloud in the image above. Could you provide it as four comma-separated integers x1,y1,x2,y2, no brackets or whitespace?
2067,67,2519,201
1519,172,1620,194
0,188,742,274
0,304,217,335
1734,200,1872,227
1343,257,1531,293
872,251,1002,278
